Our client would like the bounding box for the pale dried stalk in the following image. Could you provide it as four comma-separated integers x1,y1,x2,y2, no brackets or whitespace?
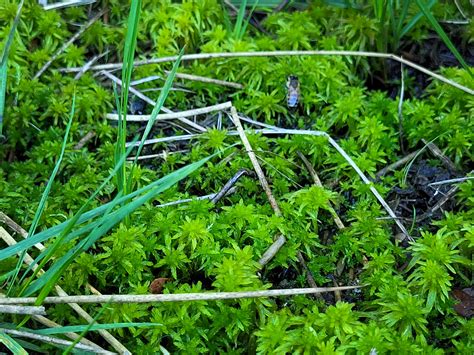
106,102,232,123
0,328,113,354
33,11,104,79
255,128,412,241
0,220,130,354
0,286,361,305
297,151,345,229
229,107,320,296
0,304,45,315
60,51,474,95
229,106,286,265
101,71,206,133
165,70,244,89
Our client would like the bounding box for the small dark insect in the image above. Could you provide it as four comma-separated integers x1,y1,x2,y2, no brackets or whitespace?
286,75,300,109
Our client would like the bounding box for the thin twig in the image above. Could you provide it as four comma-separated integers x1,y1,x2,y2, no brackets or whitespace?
428,175,474,187
297,151,345,229
211,169,251,204
416,185,459,222
376,150,420,177
31,315,108,352
0,286,362,305
164,70,244,89
0,304,45,315
253,128,412,241
106,102,232,122
73,131,96,150
60,50,474,95
229,107,319,294
33,11,104,80
422,139,458,172
74,51,110,80
0,328,112,354
127,150,187,161
398,61,405,154
42,0,96,11
101,70,206,133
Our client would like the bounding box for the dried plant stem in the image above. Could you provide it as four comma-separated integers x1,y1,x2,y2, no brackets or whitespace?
0,328,113,354
101,71,206,132
61,51,474,95
33,11,104,79
297,151,345,229
74,51,110,80
165,70,244,89
74,131,96,150
0,286,361,305
0,304,45,315
254,128,412,241
230,107,281,215
107,101,232,123
422,139,458,172
229,107,319,295
0,217,130,354
376,150,420,177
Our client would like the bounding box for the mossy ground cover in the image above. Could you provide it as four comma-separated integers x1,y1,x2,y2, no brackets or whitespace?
0,0,473,353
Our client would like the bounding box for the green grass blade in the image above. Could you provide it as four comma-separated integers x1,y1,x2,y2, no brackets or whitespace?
0,144,232,262
240,0,259,38
18,137,140,290
62,304,107,354
0,332,27,355
0,0,24,136
400,0,436,38
32,322,162,335
117,0,142,196
7,95,76,295
415,0,472,77
23,153,216,297
233,0,247,39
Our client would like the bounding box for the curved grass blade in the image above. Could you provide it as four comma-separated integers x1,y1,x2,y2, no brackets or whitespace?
7,95,76,295
0,0,24,136
18,137,139,290
415,0,472,78
23,153,217,297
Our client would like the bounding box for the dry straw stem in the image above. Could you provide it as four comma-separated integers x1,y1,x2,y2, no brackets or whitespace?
229,107,319,295
0,286,361,305
165,70,244,89
0,217,130,354
229,106,286,266
74,51,110,80
422,139,458,172
253,128,413,241
0,304,45,315
101,70,206,132
376,150,420,177
61,51,474,95
107,101,232,123
42,0,97,11
297,151,345,230
33,10,104,80
0,328,114,355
